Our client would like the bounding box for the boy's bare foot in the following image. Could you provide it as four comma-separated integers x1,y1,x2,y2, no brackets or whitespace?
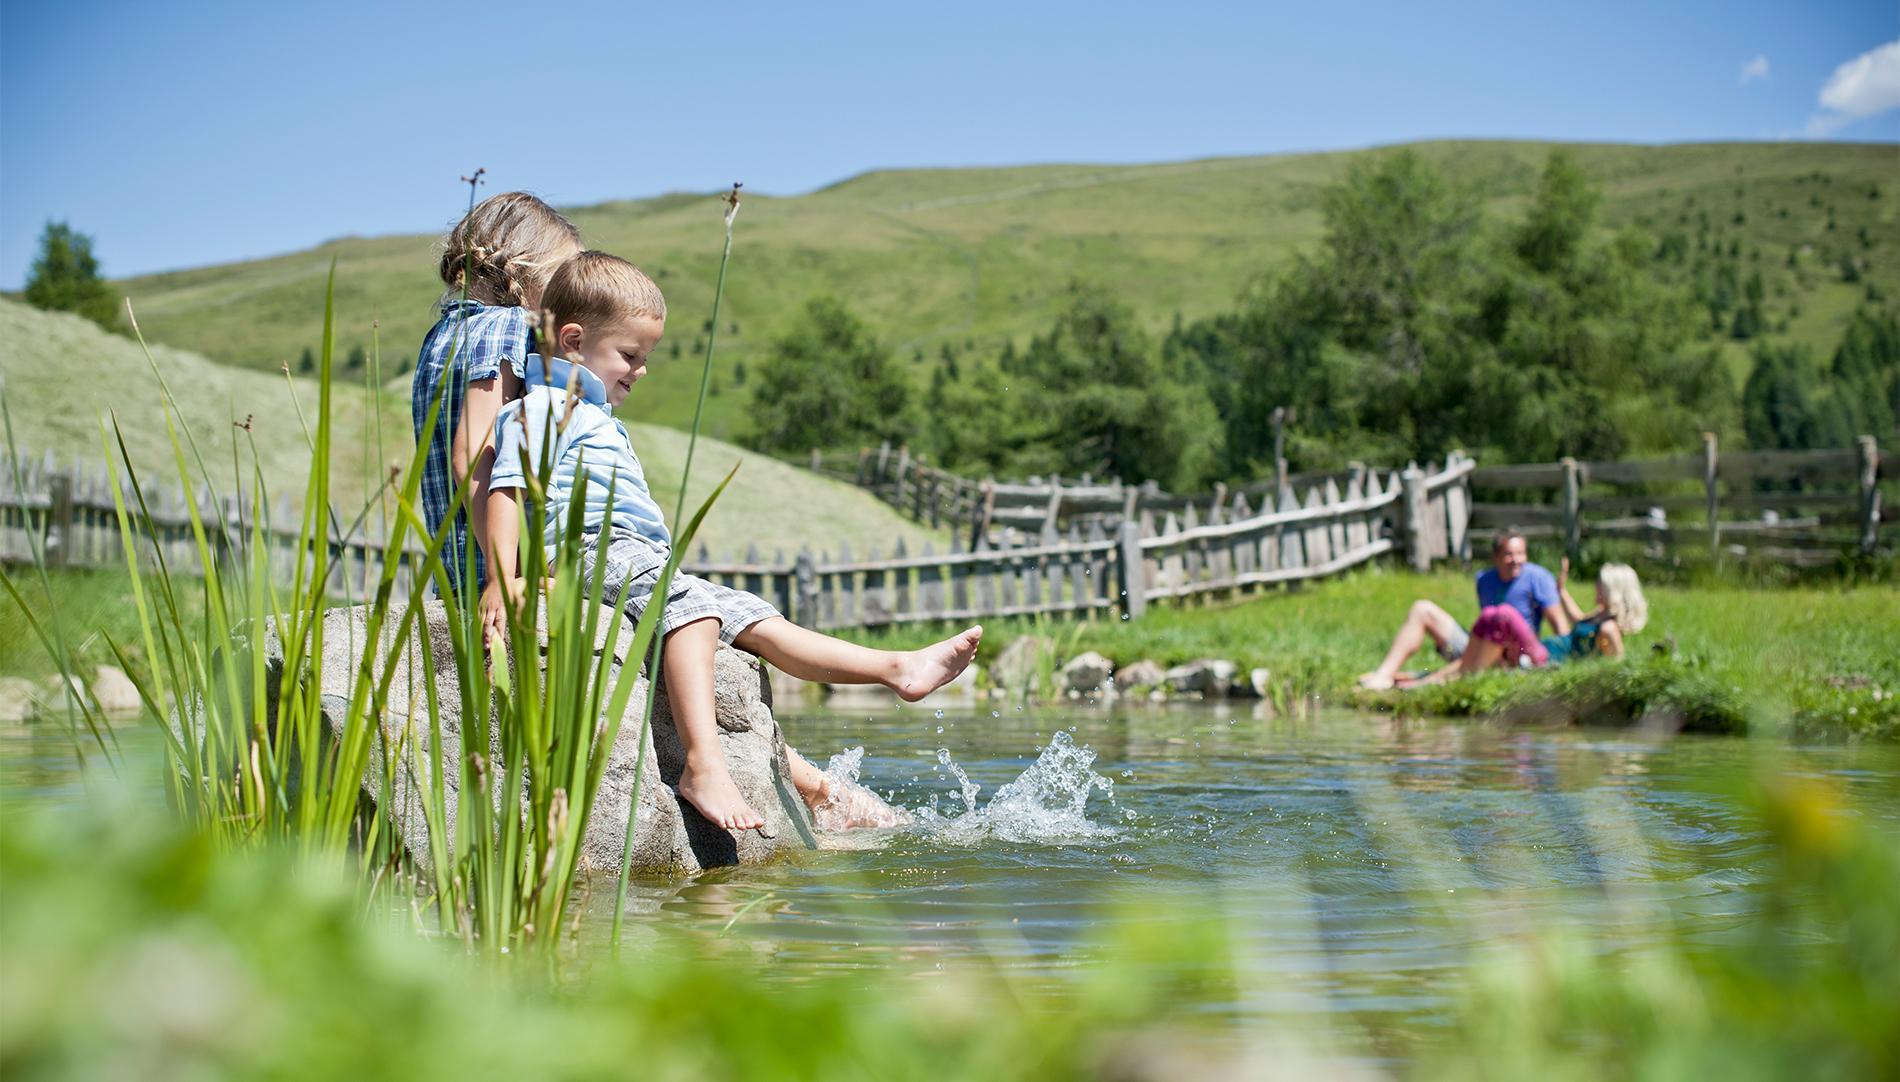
1356,671,1395,691
676,757,765,831
892,625,983,702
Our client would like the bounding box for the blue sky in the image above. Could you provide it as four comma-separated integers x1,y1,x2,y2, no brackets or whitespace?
2,0,1895,289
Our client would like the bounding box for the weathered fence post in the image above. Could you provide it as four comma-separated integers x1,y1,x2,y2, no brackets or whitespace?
809,448,821,472
1272,406,1289,497
1116,519,1146,621
971,478,996,550
794,549,818,628
1859,434,1881,555
855,447,870,486
875,441,891,487
1400,465,1429,572
46,470,73,568
893,445,911,509
1560,456,1581,564
1702,431,1720,564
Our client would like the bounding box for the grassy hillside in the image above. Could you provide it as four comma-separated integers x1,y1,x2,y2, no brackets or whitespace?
0,298,403,510
0,298,942,557
110,141,1899,444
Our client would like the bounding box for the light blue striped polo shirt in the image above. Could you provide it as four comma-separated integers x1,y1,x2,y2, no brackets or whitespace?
488,355,670,549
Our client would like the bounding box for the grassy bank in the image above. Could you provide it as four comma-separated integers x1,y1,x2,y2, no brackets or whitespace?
850,566,1900,741
9,563,1896,740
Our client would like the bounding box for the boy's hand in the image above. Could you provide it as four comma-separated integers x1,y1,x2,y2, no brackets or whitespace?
480,577,525,652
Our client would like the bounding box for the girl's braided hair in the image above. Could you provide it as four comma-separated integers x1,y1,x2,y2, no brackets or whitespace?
438,191,581,308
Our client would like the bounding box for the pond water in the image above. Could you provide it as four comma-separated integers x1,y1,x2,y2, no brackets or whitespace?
6,701,1897,1062
602,699,1898,1057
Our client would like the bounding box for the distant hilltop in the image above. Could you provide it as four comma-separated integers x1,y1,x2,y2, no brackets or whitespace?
110,140,1898,439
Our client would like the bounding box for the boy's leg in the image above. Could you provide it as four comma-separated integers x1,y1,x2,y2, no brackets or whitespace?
732,617,982,702
664,616,765,830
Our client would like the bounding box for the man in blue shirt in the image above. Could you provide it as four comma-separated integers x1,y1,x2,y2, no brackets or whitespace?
1357,531,1570,690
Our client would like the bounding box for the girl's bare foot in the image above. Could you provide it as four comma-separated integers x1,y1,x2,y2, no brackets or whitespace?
1357,671,1395,691
892,625,983,702
811,777,912,831
676,757,765,831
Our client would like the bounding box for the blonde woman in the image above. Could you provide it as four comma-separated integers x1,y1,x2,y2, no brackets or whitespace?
1406,560,1647,685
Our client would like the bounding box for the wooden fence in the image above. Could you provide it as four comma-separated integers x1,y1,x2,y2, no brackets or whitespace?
3,448,1475,630
0,450,427,601
1467,435,1893,567
802,442,1367,546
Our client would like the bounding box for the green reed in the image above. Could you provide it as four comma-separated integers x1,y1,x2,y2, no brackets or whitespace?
2,198,735,956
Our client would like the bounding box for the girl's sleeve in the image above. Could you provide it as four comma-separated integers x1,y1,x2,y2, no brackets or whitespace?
462,308,533,383
500,308,533,381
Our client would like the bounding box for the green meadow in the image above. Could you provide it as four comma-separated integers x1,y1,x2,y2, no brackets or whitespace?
107,140,1900,442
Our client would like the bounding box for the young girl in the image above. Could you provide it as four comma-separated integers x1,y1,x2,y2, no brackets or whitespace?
411,191,582,598
1406,560,1647,685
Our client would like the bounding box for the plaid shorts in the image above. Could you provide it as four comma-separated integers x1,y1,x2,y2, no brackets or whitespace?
585,531,780,645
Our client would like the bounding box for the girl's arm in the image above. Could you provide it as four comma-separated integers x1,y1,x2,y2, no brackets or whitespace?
1556,557,1587,625
1596,620,1625,660
456,378,504,564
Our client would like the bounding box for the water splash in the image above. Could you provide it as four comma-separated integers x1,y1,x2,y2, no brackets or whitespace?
812,746,909,832
914,732,1118,844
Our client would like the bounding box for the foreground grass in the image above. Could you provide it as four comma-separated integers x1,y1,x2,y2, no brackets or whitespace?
2,769,1892,1081
851,565,1900,740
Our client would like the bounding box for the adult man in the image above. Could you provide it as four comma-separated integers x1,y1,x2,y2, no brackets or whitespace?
1356,531,1570,690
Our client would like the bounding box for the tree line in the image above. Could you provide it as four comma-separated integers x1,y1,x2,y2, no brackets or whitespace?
743,151,1899,487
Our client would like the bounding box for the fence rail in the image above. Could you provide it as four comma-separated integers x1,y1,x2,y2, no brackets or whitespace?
801,442,1369,545
805,433,1891,572
1466,434,1892,566
4,448,1476,630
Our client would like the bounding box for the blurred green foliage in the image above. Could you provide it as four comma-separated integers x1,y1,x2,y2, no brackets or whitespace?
2,768,1892,1080
22,222,118,331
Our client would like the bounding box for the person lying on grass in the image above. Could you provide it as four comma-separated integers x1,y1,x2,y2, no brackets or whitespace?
1402,560,1648,687
480,251,982,832
1357,531,1570,691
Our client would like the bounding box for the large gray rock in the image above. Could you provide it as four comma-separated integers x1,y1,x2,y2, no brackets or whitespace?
1061,651,1116,696
989,635,1051,695
261,600,817,877
1163,659,1238,697
1114,659,1165,692
91,665,142,714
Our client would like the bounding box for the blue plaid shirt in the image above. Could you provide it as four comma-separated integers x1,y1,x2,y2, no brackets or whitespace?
411,300,534,594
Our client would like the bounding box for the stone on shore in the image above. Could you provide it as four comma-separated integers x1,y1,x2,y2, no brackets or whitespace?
1163,659,1238,697
989,636,1051,696
260,600,819,877
1114,659,1165,692
91,665,143,714
1061,651,1116,696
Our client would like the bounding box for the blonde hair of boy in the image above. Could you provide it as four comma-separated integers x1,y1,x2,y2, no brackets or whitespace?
540,251,668,332
1598,563,1648,634
438,191,582,308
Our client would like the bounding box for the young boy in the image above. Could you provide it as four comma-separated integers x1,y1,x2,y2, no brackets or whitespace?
483,251,981,831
